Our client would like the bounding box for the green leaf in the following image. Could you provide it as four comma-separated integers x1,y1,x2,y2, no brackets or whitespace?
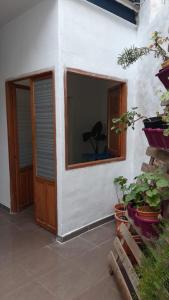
156,178,169,188
146,189,158,198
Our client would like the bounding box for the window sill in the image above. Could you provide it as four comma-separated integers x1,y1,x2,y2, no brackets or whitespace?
66,156,126,170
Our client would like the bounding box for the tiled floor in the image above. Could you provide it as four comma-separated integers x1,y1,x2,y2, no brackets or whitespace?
0,207,123,300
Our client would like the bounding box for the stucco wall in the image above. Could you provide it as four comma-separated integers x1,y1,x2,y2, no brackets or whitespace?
0,0,58,208
0,0,137,236
57,0,137,235
133,0,169,177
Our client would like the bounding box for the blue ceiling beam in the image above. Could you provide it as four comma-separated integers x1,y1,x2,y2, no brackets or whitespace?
86,0,137,24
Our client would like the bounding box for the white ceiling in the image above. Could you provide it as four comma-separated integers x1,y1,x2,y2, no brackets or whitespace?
0,0,43,28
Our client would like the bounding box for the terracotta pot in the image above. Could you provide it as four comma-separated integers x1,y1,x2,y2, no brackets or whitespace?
135,213,160,239
115,211,128,239
137,206,160,221
114,203,126,215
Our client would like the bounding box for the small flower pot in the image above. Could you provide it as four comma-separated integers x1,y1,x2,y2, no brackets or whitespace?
137,206,160,221
143,128,169,150
115,203,126,215
135,213,160,238
115,211,128,239
127,203,137,219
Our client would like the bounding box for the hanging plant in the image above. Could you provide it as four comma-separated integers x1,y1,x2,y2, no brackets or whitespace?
118,31,169,69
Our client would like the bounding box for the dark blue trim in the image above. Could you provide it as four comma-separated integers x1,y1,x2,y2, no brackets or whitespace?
86,0,137,24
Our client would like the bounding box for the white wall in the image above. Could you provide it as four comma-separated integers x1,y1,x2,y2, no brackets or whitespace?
133,0,169,177
0,0,137,236
0,0,58,208
57,0,137,235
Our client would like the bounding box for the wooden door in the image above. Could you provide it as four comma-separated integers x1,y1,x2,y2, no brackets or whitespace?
31,75,57,233
6,83,34,211
107,84,126,158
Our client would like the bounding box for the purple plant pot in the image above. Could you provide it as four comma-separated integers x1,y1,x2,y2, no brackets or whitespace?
156,66,169,89
127,203,137,219
135,213,160,239
143,128,169,150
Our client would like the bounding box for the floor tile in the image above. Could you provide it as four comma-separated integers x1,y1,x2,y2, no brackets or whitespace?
51,236,96,259
37,264,99,300
74,275,123,300
0,207,120,300
74,240,113,281
81,225,114,246
20,246,68,277
0,262,32,298
4,281,56,300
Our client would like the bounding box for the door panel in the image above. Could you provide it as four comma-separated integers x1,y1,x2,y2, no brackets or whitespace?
46,182,56,231
35,178,47,225
15,86,34,210
19,166,33,209
31,75,57,233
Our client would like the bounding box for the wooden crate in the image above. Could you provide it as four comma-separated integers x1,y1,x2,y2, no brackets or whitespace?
108,223,143,300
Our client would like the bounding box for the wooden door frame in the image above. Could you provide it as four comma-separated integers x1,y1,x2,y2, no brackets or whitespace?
6,82,20,212
6,71,57,226
64,68,127,170
107,84,127,159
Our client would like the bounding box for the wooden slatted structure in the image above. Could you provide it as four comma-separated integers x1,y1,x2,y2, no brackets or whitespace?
108,223,142,300
108,146,169,300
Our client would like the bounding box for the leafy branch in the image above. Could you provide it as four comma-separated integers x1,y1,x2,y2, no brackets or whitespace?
118,31,169,69
111,107,146,134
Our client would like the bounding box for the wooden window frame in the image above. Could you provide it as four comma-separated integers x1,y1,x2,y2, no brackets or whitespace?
64,68,127,170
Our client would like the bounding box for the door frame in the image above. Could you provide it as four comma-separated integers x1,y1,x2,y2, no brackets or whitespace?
5,71,57,231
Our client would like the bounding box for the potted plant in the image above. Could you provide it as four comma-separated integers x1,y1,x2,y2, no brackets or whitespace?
114,176,128,214
82,121,111,161
117,31,169,70
112,31,169,150
111,103,169,150
113,176,128,237
125,171,169,238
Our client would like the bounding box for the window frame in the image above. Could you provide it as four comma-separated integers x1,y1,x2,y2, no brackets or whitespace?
64,68,127,170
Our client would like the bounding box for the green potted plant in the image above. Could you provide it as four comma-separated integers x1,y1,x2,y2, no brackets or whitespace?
114,176,128,213
135,171,169,220
113,31,169,150
118,31,169,70
113,176,129,236
125,170,169,237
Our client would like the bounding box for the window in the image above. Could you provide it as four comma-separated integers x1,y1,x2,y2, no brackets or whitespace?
65,69,127,169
